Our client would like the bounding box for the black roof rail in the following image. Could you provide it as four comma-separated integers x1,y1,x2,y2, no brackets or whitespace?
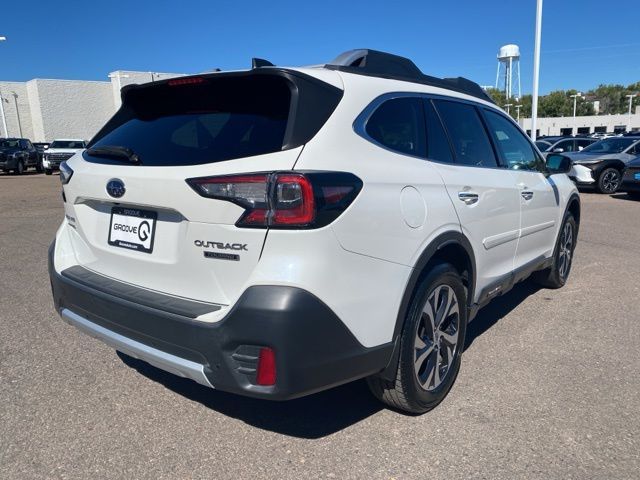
325,49,494,104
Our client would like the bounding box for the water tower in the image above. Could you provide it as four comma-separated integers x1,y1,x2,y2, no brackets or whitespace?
495,44,521,100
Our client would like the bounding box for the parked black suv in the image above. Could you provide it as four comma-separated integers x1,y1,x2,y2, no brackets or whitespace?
0,138,40,174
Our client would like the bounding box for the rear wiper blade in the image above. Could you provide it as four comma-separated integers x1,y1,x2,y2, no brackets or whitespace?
86,145,141,165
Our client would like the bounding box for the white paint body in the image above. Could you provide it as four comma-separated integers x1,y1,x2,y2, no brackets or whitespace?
53,67,577,348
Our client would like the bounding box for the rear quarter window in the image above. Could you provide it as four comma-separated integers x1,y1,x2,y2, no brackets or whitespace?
364,97,426,158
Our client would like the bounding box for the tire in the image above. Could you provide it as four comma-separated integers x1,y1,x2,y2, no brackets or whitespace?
367,263,468,414
596,167,622,194
45,169,52,176
36,161,43,173
15,160,25,175
533,213,577,289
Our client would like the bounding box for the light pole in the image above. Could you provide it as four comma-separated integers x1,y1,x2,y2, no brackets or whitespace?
531,0,543,141
626,94,637,132
504,103,513,116
11,92,22,137
0,36,7,137
570,92,583,135
515,104,522,122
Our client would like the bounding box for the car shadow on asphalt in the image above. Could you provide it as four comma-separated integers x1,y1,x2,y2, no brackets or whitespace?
116,279,541,438
464,279,541,351
610,193,639,202
116,351,383,439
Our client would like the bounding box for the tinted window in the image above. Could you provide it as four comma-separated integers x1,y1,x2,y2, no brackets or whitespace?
424,100,454,163
535,140,552,151
552,139,574,152
50,140,85,149
582,138,635,154
577,139,595,149
483,110,545,172
433,100,497,167
365,97,426,157
86,76,293,166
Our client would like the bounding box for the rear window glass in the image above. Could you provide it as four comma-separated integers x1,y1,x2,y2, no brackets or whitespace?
433,100,498,168
51,140,85,149
365,97,426,158
86,76,292,166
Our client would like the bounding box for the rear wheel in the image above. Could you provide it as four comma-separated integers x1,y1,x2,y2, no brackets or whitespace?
597,167,621,194
44,168,52,176
533,213,577,289
36,160,43,173
367,263,467,414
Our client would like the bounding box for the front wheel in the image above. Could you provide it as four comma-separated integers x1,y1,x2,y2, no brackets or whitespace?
14,160,25,175
533,213,577,289
44,169,52,176
367,263,467,414
597,167,621,194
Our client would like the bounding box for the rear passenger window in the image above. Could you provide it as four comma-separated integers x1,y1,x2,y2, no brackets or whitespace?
433,100,497,168
483,110,545,172
424,100,454,164
365,97,426,157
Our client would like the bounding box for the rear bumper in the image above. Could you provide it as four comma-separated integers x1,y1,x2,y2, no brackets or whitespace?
48,242,392,400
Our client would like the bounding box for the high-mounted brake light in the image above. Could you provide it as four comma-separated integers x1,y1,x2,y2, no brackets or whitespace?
186,171,363,229
168,77,206,86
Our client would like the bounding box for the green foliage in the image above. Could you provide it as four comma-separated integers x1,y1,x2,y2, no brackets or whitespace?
487,82,637,120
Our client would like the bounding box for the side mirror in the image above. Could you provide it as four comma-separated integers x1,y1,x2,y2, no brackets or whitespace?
44,145,49,150
578,146,584,151
553,147,564,153
546,154,572,174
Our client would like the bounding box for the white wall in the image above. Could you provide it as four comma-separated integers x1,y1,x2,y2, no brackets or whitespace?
519,112,640,136
0,70,186,142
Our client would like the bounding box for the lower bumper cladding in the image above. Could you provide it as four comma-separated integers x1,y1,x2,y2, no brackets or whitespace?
48,242,393,400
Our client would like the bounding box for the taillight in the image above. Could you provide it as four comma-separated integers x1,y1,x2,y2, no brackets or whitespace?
186,171,362,229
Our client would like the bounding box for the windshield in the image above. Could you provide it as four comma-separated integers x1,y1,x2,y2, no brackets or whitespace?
534,140,551,151
0,139,20,149
50,140,85,149
581,138,635,154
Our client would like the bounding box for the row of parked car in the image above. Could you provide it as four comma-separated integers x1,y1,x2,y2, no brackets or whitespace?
0,138,87,175
535,135,640,195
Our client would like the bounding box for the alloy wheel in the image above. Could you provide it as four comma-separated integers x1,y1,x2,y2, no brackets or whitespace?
601,170,620,193
414,285,460,391
558,222,573,280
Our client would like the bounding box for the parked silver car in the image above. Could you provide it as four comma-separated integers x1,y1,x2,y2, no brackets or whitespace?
564,137,640,193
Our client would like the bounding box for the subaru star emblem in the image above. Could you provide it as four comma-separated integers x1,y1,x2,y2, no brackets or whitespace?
106,179,126,198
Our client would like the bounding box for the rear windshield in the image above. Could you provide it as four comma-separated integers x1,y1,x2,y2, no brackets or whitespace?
51,140,85,149
85,75,293,166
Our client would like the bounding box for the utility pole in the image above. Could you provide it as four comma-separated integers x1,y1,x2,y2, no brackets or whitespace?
531,0,543,140
515,104,522,122
626,94,637,132
504,103,513,116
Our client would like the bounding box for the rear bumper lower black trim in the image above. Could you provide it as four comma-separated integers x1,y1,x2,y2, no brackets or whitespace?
49,242,393,400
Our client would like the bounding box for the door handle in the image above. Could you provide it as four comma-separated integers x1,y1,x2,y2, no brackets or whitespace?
458,191,479,205
521,191,534,201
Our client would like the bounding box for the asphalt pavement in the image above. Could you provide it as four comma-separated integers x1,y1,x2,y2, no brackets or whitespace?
1,172,638,479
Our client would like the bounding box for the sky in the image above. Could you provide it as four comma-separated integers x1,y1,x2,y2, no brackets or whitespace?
1,0,638,94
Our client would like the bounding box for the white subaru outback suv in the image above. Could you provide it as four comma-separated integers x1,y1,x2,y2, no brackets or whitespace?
49,49,579,413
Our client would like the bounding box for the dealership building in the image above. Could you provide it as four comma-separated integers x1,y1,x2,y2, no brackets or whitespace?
0,71,184,142
2,70,640,142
